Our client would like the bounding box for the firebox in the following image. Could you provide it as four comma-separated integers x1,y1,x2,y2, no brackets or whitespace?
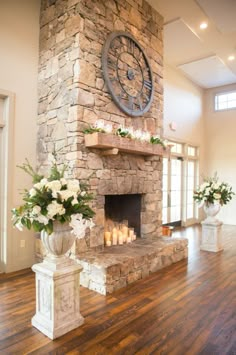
105,194,142,237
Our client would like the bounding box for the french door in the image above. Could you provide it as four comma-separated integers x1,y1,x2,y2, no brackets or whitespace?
162,142,199,227
162,157,183,226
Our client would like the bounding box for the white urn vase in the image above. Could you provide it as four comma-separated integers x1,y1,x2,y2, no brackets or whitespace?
41,221,76,263
203,202,221,224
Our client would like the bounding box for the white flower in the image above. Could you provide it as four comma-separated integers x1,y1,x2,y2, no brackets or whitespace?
15,221,24,231
46,180,61,192
36,214,49,225
213,183,220,189
34,178,48,190
67,179,80,192
133,129,143,140
29,188,37,197
52,191,59,198
72,198,78,206
70,214,94,239
41,178,48,185
32,205,41,215
213,193,221,200
200,182,209,191
141,131,151,142
12,221,24,232
104,123,113,133
95,120,105,130
47,201,65,219
60,178,67,186
59,190,76,201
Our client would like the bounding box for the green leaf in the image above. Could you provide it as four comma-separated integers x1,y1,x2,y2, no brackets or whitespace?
83,126,106,134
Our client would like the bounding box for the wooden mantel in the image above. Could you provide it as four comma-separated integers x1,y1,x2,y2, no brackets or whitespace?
84,132,168,156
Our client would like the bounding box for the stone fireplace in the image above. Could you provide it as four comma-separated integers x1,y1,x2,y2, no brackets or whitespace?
38,0,164,249
37,0,188,294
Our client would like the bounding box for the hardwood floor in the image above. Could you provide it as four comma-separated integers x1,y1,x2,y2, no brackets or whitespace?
0,224,236,354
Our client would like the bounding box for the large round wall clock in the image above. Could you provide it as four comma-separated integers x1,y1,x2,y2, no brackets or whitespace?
102,31,154,117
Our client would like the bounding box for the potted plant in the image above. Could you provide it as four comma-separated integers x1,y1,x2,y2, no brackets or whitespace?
193,174,234,222
12,155,95,258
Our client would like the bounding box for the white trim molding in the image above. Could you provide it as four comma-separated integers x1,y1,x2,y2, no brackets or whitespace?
0,89,15,273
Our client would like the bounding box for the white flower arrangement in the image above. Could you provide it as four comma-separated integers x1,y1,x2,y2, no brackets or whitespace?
84,120,167,148
12,155,95,236
193,174,234,207
94,119,113,133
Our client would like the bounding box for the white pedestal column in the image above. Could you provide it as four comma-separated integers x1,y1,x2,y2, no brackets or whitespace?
32,257,84,340
201,220,223,252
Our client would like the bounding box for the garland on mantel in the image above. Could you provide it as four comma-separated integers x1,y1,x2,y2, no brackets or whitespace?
83,120,167,149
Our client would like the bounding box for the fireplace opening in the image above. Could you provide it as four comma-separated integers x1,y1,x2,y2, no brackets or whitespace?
105,194,142,237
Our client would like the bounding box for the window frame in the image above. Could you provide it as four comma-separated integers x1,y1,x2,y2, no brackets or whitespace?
214,90,236,112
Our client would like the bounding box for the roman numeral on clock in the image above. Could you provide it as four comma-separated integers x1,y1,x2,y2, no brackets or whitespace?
144,79,152,91
127,39,135,55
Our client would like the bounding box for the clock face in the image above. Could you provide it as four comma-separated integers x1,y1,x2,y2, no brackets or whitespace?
102,31,154,117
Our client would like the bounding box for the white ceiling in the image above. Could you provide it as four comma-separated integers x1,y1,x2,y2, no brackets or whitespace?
147,0,236,89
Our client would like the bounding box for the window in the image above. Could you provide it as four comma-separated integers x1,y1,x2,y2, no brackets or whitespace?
215,91,236,111
170,142,183,154
187,146,197,157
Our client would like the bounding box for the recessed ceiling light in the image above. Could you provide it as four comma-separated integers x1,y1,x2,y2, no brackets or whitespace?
200,22,208,30
228,55,235,61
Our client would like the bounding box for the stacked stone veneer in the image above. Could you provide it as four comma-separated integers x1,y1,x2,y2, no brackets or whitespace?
79,237,188,294
38,0,163,253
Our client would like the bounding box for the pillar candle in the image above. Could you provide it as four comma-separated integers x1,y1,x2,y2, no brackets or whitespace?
129,229,134,239
127,236,132,243
106,240,111,246
122,226,128,243
112,232,118,245
122,226,128,235
118,231,123,245
104,231,111,243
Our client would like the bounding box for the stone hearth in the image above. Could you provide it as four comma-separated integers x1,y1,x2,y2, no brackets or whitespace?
77,237,188,295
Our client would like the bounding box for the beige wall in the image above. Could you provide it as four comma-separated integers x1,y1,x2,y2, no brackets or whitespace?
163,65,206,223
0,0,40,272
204,84,236,225
163,65,206,174
164,66,236,225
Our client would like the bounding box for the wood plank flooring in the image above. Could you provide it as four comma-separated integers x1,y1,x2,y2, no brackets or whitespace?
0,224,236,354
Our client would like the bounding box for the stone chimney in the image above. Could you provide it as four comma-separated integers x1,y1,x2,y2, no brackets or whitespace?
37,0,164,254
